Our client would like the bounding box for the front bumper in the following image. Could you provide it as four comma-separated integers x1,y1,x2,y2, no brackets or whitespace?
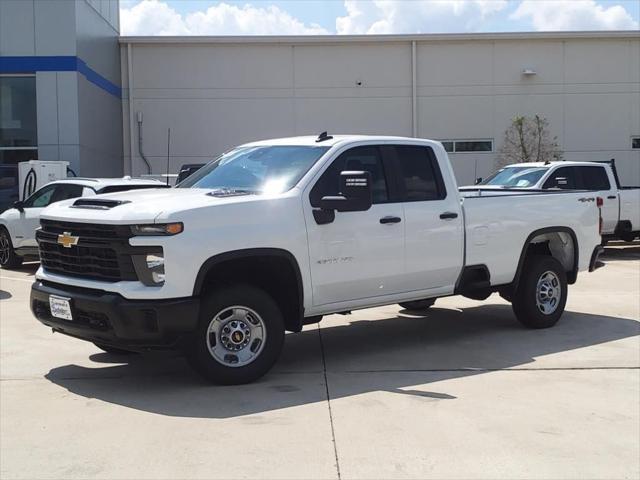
589,245,605,272
31,280,199,350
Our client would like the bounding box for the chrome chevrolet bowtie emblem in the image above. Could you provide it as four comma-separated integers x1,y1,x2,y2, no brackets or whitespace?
57,232,79,248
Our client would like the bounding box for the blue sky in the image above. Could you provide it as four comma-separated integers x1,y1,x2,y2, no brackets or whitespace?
120,0,640,35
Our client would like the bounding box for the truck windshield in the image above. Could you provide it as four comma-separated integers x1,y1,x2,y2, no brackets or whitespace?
481,166,547,188
177,145,330,193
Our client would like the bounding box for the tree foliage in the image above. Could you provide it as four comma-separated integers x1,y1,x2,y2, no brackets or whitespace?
497,115,563,168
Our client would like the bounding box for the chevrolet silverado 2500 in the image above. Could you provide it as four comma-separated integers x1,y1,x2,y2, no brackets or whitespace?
31,135,605,384
463,160,640,242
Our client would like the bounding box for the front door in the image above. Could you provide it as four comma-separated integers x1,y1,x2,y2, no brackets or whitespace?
303,145,405,307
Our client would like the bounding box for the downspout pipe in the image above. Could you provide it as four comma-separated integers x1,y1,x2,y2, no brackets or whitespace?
136,111,152,174
411,40,417,138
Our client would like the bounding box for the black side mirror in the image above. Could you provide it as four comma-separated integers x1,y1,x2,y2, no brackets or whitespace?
13,200,24,212
320,171,373,212
475,177,483,185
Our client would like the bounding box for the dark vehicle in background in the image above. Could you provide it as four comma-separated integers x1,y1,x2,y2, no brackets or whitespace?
177,163,205,184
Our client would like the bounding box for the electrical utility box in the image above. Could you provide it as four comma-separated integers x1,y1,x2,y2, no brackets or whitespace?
18,160,69,200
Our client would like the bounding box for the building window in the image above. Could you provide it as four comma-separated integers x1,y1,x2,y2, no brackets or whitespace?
0,75,38,165
633,137,640,149
439,139,493,153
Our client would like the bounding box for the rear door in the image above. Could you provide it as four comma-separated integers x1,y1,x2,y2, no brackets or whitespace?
304,144,406,306
384,144,463,294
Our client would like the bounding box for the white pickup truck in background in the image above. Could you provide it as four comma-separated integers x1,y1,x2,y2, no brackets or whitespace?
465,160,640,242
31,135,604,384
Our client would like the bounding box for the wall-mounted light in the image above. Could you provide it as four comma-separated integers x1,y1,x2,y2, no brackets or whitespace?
522,68,537,76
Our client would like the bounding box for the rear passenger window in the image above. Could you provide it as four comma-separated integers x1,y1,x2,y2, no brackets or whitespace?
393,145,445,201
580,167,610,190
310,146,388,206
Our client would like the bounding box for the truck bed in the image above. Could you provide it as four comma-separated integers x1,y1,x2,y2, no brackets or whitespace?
460,189,601,286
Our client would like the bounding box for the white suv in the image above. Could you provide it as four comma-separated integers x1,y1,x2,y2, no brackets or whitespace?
0,177,166,268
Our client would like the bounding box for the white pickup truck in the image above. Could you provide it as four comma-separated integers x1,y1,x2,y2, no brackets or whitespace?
465,160,640,242
31,135,604,384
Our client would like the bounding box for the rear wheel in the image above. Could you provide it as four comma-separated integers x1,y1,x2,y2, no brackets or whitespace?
399,298,436,311
0,228,22,269
512,255,567,329
187,284,285,385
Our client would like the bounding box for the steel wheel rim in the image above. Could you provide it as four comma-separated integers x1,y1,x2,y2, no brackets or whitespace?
206,305,266,367
536,270,561,315
0,234,9,265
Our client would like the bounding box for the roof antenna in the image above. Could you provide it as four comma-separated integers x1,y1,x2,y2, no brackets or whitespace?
316,131,333,143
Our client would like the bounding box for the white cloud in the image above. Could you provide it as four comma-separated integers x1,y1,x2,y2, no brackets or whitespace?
336,0,509,34
120,0,329,36
511,0,638,31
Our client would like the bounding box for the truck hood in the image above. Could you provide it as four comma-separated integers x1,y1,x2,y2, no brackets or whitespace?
40,188,267,223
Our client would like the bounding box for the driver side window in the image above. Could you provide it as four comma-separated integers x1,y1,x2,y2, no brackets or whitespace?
23,185,56,208
543,167,579,190
310,146,388,207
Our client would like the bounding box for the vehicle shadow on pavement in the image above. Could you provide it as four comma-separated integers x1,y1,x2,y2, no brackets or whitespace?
44,304,640,418
603,246,640,260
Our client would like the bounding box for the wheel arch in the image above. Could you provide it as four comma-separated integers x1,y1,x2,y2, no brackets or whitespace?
512,227,579,289
193,248,305,333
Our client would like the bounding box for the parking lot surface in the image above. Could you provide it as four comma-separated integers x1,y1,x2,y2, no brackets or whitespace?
1,245,639,480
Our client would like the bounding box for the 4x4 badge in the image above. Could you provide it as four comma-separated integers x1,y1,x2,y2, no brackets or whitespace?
57,232,79,248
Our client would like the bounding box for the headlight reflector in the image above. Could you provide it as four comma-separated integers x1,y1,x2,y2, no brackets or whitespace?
131,223,183,236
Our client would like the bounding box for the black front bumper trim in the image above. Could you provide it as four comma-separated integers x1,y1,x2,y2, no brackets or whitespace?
31,281,199,350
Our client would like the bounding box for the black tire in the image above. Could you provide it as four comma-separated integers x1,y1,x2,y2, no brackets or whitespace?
0,228,23,269
187,284,285,385
399,298,436,311
93,343,136,355
512,255,567,329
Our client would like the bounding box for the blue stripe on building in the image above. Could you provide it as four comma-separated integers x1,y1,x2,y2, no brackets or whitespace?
0,56,121,98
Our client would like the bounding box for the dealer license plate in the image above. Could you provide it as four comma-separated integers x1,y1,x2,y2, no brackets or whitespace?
49,295,73,321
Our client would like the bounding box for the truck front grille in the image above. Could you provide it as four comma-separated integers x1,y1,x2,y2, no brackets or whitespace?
37,220,137,282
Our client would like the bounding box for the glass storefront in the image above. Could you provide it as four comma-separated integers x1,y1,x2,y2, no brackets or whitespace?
0,75,38,161
0,75,37,212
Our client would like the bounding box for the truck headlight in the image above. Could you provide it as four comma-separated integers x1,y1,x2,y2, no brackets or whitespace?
146,254,165,284
132,250,165,286
131,223,183,236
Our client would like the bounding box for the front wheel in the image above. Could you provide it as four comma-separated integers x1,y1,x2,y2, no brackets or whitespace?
187,284,285,385
512,255,568,329
0,229,23,269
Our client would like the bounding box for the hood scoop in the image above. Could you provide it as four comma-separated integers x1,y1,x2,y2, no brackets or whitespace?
71,198,131,210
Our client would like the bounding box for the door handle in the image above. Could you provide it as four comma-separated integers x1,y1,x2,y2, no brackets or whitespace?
439,212,458,220
607,195,616,199
380,216,402,224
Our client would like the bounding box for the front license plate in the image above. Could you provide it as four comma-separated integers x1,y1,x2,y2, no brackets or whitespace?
49,295,73,321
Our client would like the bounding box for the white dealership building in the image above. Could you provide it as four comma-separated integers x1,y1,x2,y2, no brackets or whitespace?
1,1,639,186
